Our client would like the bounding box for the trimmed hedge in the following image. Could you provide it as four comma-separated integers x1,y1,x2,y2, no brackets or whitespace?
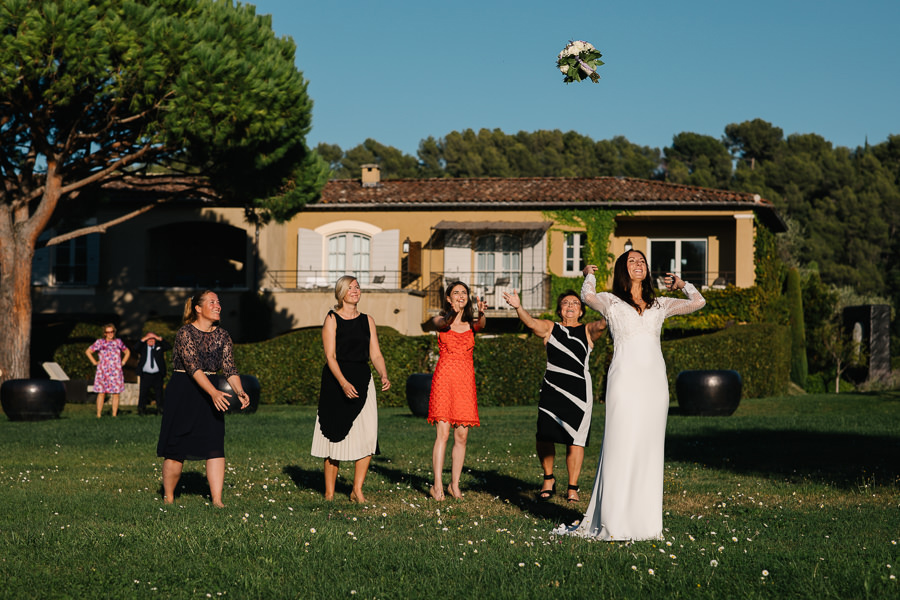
51,318,181,383
49,322,786,406
234,328,611,407
663,323,791,400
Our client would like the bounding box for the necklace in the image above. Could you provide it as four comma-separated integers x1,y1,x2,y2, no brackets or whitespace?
192,320,215,333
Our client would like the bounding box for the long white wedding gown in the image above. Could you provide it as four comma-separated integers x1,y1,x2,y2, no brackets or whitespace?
553,273,705,541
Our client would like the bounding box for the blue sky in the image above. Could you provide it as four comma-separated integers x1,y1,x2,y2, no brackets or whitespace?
250,0,899,156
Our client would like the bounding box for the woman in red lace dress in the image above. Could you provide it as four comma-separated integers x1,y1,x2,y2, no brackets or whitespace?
427,281,486,500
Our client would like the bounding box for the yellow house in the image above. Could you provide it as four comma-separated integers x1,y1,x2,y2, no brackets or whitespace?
32,167,785,339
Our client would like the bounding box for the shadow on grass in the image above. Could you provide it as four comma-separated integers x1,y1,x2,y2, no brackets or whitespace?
283,465,333,497
365,460,583,523
156,471,210,502
665,429,900,488
466,466,584,523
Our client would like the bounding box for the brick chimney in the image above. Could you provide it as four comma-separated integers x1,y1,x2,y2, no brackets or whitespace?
361,164,381,187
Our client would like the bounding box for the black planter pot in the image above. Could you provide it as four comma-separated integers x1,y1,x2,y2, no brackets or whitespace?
406,373,432,417
1,379,66,421
676,370,742,416
214,375,261,414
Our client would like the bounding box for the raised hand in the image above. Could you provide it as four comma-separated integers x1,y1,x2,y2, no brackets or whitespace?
664,272,685,291
502,289,521,309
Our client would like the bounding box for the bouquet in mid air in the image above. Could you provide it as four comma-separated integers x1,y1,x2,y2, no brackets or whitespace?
556,40,603,83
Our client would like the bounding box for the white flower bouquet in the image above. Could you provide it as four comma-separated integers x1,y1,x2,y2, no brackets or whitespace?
556,40,604,84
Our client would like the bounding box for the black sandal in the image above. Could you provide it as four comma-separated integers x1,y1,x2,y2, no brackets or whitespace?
537,474,556,500
567,484,580,503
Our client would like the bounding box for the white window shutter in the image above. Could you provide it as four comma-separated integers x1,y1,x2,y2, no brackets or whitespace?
371,229,399,274
443,231,471,276
297,228,323,273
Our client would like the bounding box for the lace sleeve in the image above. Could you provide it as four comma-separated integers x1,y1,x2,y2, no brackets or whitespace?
663,282,706,318
176,326,201,375
580,273,613,315
220,330,238,378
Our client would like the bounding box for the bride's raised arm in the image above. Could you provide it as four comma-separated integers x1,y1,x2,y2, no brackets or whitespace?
580,265,612,315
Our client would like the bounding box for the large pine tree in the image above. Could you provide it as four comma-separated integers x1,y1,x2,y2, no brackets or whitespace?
0,0,328,380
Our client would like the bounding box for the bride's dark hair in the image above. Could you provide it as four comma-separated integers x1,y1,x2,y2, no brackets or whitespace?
611,250,656,312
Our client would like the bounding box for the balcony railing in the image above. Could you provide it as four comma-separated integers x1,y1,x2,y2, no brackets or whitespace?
264,270,423,291
425,272,552,313
649,270,736,289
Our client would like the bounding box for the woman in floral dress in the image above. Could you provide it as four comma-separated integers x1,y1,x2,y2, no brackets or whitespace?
85,323,130,418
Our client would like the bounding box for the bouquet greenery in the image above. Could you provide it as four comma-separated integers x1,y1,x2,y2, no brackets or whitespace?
556,40,604,83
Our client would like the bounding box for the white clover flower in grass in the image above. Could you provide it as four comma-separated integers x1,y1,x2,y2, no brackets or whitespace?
710,560,719,567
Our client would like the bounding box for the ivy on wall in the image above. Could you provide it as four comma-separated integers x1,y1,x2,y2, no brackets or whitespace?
752,216,788,325
543,208,619,282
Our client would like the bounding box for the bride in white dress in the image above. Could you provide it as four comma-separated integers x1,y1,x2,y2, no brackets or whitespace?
554,250,706,541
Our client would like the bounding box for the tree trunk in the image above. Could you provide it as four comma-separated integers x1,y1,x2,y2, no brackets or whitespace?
0,230,36,382
0,168,61,383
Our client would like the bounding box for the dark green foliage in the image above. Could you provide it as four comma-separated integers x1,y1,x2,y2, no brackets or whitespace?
322,129,662,180
1,0,328,380
753,218,789,325
318,138,422,180
724,119,785,167
663,324,791,400
786,268,808,387
544,208,619,283
52,322,113,382
664,132,734,188
49,320,787,404
474,333,612,406
1,0,327,221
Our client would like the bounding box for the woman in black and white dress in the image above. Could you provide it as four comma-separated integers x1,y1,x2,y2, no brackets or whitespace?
504,289,607,502
311,276,391,503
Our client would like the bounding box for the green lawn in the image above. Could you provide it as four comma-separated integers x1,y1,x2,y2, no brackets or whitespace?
1,393,898,599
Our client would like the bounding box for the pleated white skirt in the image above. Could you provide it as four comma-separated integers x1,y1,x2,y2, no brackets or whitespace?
311,378,378,461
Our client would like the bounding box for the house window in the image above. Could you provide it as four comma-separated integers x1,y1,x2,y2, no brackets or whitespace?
648,239,707,286
563,232,586,275
475,234,521,290
53,237,89,285
327,233,370,284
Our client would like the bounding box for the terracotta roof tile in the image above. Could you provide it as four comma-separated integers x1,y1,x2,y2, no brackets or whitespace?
319,176,763,206
315,176,785,231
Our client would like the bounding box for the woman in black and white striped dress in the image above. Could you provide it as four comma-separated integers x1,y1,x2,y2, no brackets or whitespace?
504,289,607,502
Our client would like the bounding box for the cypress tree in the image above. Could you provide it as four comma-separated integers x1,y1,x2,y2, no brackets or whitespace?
787,268,809,388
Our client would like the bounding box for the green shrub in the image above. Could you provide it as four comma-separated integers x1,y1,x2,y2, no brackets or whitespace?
233,327,435,406
663,323,791,399
52,322,116,382
786,267,808,388
806,373,827,394
50,321,788,406
473,333,611,406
